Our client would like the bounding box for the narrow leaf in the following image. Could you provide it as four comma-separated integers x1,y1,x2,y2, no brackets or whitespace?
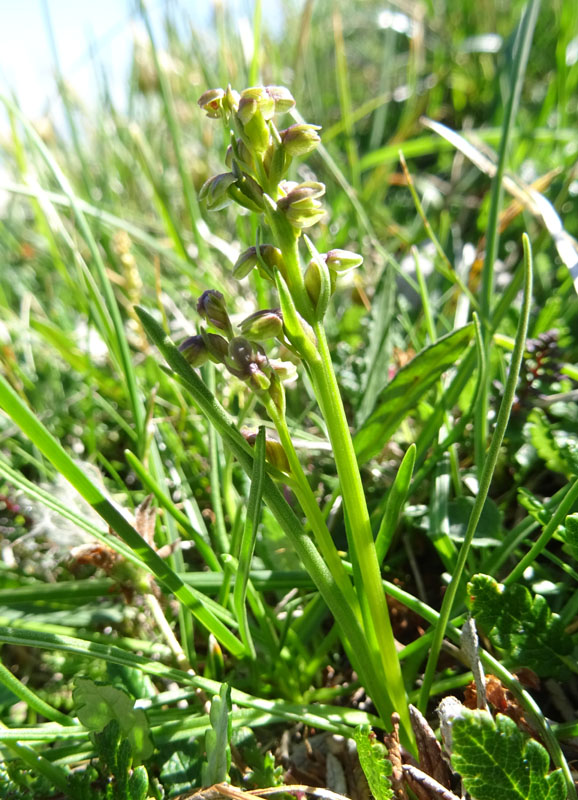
355,324,474,463
202,684,232,786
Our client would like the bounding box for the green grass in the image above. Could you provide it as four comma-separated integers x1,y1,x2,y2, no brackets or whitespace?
1,1,578,798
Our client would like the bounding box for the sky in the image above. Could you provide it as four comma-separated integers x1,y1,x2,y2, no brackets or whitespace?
0,0,257,120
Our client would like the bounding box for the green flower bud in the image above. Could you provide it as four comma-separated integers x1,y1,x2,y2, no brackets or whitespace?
228,170,265,212
304,258,322,306
225,137,254,172
201,330,229,363
325,248,364,275
238,87,276,123
280,123,322,156
243,430,291,474
263,139,290,185
178,334,209,367
238,308,284,341
265,85,295,114
199,172,237,211
196,290,233,337
233,244,285,280
277,181,326,229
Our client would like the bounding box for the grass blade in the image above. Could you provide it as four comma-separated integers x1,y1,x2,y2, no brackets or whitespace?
418,234,533,711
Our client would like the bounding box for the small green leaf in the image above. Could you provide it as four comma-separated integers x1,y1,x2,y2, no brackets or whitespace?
448,496,502,547
468,575,573,678
450,709,565,800
353,724,393,800
527,409,578,477
73,677,153,763
354,323,474,463
202,683,232,786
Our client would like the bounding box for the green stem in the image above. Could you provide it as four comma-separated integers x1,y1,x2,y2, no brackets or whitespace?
418,234,533,712
475,0,540,471
262,395,361,621
307,321,412,744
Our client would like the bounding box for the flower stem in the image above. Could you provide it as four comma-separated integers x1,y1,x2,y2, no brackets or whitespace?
262,394,361,621
307,321,412,743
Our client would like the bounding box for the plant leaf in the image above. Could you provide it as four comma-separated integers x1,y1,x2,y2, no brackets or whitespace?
73,677,153,763
450,709,566,800
468,575,573,679
202,683,232,786
354,323,474,463
353,723,394,800
563,513,578,561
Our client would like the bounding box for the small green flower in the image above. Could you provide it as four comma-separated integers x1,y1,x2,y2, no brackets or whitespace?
280,123,322,157
196,290,234,338
277,181,326,230
197,88,226,118
238,87,276,124
197,86,240,120
238,309,284,341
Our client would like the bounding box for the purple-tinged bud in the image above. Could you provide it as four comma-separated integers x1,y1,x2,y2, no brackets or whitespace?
196,290,233,337
325,249,363,275
225,336,255,379
265,85,295,113
199,172,237,211
226,337,271,392
238,309,284,341
233,244,285,281
278,180,325,206
179,334,209,367
277,181,326,230
280,123,322,156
